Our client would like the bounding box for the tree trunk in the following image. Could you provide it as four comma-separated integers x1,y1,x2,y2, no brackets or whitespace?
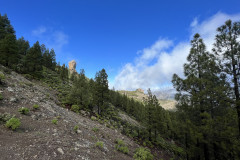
204,142,209,160
231,52,240,135
185,133,189,160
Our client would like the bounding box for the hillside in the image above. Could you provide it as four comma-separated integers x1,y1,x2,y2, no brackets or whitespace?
118,89,176,110
0,65,175,160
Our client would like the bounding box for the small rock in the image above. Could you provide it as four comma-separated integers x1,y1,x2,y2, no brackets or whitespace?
77,130,82,134
10,97,17,103
33,155,38,159
31,115,37,120
57,148,64,155
7,87,14,92
74,147,79,151
80,110,87,116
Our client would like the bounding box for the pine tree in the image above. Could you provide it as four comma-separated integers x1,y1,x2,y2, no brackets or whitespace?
0,14,18,69
49,48,56,70
172,33,232,159
23,41,43,77
213,19,240,135
68,69,90,109
0,33,18,68
94,69,109,115
17,37,29,55
0,14,15,40
143,88,159,141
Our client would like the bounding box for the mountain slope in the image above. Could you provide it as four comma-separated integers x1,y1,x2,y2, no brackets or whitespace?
0,66,172,160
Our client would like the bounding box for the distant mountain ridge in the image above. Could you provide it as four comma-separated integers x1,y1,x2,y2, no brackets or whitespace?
118,88,176,110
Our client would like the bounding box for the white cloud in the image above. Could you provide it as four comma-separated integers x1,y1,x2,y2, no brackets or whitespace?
113,12,240,91
190,17,198,27
32,26,46,36
31,26,69,61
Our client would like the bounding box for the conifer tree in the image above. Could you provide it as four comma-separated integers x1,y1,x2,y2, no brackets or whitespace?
23,41,43,77
68,69,90,109
17,37,30,56
144,88,159,141
0,14,18,69
213,19,240,135
172,33,232,159
94,69,109,115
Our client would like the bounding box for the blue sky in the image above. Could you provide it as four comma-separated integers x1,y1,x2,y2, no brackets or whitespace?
1,0,240,90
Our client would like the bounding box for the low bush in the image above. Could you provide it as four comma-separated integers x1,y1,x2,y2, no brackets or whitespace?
91,116,97,121
71,105,80,113
18,107,29,115
133,147,153,160
0,73,5,84
0,113,12,122
95,141,104,149
33,104,39,110
5,117,21,130
115,139,129,154
92,127,99,132
52,118,58,125
0,93,3,100
74,125,79,133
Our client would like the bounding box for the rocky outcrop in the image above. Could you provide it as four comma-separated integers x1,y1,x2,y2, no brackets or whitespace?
136,88,144,93
68,60,76,75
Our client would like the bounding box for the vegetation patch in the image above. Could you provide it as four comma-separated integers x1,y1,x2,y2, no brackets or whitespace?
0,93,3,100
115,139,129,154
91,116,97,121
5,117,21,130
71,104,80,113
33,104,39,110
0,73,5,84
95,141,104,149
92,127,99,132
52,118,58,125
0,113,13,123
133,147,153,160
18,107,29,115
74,125,79,133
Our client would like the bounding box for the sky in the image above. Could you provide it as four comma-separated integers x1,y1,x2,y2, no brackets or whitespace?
1,0,240,91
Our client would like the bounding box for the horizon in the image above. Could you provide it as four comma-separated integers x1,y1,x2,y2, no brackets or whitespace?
1,0,240,91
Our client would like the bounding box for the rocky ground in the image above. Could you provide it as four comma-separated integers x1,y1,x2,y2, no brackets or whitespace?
0,68,143,160
0,65,173,160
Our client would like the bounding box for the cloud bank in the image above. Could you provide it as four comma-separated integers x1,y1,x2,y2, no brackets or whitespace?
113,12,240,91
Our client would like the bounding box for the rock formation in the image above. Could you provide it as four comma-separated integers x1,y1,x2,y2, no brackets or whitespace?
68,60,76,75
136,88,144,93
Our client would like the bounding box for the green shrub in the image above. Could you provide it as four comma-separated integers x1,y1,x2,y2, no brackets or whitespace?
74,125,79,133
33,104,39,110
91,116,97,121
0,113,12,122
133,147,153,160
115,139,129,154
95,141,104,149
0,93,3,100
52,119,58,125
92,127,99,132
0,73,5,84
71,105,80,113
5,117,21,130
18,107,29,115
